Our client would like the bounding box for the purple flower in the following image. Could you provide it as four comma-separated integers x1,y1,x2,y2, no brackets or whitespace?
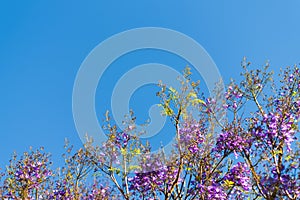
179,119,205,154
224,162,251,191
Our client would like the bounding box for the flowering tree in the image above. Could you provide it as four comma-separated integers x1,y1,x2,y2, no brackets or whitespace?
2,147,53,199
0,60,299,199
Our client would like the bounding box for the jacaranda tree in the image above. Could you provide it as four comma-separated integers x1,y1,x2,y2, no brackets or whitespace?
0,59,299,199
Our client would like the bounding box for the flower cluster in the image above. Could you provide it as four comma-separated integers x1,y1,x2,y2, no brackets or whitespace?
14,161,52,187
128,153,179,197
128,167,167,196
252,112,297,152
224,162,251,191
50,181,73,200
206,185,227,200
86,184,110,200
225,85,243,99
115,132,130,148
224,84,244,109
179,119,205,153
4,148,52,199
192,182,227,200
214,128,250,158
48,179,113,200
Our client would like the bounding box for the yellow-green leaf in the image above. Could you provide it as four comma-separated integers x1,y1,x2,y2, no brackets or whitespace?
169,87,177,94
129,165,142,171
273,149,283,155
188,92,197,99
285,155,292,161
191,99,205,105
224,179,235,187
164,107,174,116
121,148,126,155
133,148,141,155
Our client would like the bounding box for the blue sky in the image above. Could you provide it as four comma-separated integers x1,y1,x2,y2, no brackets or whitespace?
0,1,300,169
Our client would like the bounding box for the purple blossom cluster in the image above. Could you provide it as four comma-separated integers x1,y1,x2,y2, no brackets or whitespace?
252,112,297,152
86,184,110,200
100,131,130,165
179,119,205,153
224,162,251,191
225,85,243,99
4,148,53,199
50,181,73,200
214,128,250,157
128,167,167,195
49,180,112,200
189,181,227,200
115,132,130,148
14,160,52,188
259,173,300,198
128,153,179,197
224,85,244,109
206,185,227,200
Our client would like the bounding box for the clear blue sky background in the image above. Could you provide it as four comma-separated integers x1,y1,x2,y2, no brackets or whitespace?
1,1,300,169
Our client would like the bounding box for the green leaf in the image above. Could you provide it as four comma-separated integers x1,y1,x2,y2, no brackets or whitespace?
187,91,197,99
133,148,141,155
121,148,126,155
165,107,174,116
191,99,205,105
285,155,292,161
108,167,121,174
169,87,177,94
273,149,283,155
223,179,235,187
129,165,142,171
